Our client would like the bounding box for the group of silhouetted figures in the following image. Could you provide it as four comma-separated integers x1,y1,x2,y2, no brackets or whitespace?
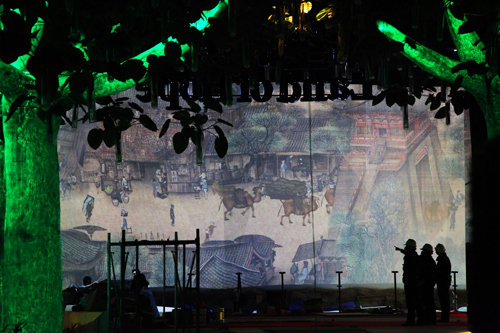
63,269,160,324
397,239,452,326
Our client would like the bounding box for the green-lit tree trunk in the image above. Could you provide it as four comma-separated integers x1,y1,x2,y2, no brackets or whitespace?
2,98,61,332
0,117,5,330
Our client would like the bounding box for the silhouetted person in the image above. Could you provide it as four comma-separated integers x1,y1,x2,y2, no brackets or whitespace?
419,243,437,325
82,276,92,287
397,238,424,326
435,243,452,322
131,269,149,294
130,269,160,318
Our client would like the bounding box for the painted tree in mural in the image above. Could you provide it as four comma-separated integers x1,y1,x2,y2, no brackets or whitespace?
329,211,366,282
438,120,465,180
311,111,354,179
366,179,406,281
227,109,296,179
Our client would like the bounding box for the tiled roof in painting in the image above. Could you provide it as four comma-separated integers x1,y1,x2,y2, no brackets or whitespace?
198,255,265,289
251,242,275,259
61,230,107,271
291,239,337,263
202,240,235,247
178,242,254,269
172,234,277,276
292,118,332,132
234,234,274,243
281,131,308,153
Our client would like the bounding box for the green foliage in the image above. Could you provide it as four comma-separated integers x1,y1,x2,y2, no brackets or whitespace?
438,119,466,180
439,154,465,180
330,178,408,283
227,110,296,155
311,124,352,155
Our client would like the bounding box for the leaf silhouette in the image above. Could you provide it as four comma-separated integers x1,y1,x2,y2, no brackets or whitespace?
87,128,104,150
173,132,189,154
159,119,171,138
139,114,158,131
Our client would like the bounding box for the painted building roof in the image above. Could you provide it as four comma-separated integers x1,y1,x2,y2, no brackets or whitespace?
198,255,265,288
292,238,338,262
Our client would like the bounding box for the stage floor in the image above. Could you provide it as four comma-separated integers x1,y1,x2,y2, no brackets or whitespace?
144,311,469,333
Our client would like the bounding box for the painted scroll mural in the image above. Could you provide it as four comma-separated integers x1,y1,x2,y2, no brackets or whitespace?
59,86,468,289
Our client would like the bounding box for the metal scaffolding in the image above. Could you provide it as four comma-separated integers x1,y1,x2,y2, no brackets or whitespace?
107,229,201,332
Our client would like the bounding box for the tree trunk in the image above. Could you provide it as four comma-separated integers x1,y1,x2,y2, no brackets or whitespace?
2,100,61,332
0,118,5,329
475,89,500,140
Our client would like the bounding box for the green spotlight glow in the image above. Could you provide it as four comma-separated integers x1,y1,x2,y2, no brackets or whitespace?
444,5,485,63
376,20,485,96
377,15,500,140
190,1,228,31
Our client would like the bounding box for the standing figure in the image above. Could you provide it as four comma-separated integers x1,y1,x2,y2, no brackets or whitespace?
160,169,169,196
208,222,216,239
316,175,323,192
82,195,95,223
205,228,210,241
448,190,464,231
122,176,129,192
201,177,208,199
290,262,298,284
304,182,312,206
61,180,72,199
454,190,465,205
419,243,437,325
435,243,452,323
121,209,128,231
170,204,175,226
297,261,308,284
94,172,101,195
448,199,459,230
153,178,158,198
280,160,287,178
398,239,424,326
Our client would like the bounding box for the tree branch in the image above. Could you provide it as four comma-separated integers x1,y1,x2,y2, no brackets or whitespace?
443,1,486,64
92,0,228,99
377,20,485,96
0,62,33,102
10,18,45,73
45,0,228,109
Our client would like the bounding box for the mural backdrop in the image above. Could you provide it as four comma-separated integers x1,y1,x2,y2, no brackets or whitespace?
58,85,468,289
